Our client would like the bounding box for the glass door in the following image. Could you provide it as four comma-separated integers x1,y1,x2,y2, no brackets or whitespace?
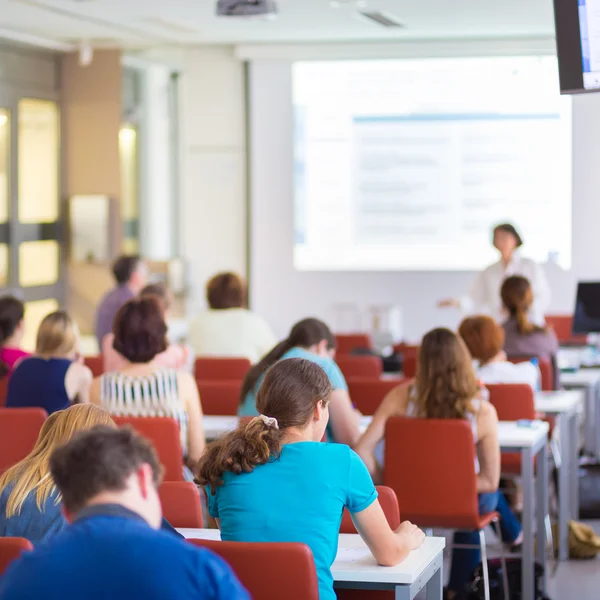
0,90,63,351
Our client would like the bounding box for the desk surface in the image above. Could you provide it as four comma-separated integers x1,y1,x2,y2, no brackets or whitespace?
204,416,238,439
496,420,549,448
177,529,445,585
561,369,600,386
535,390,584,414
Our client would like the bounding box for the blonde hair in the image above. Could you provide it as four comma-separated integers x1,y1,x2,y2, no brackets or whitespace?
0,405,115,517
414,328,479,419
36,311,78,356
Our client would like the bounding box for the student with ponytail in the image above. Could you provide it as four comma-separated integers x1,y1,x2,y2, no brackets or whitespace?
500,275,559,386
0,296,29,378
197,358,424,600
238,318,360,446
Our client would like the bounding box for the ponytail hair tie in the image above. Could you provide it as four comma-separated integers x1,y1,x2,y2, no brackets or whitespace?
258,414,279,430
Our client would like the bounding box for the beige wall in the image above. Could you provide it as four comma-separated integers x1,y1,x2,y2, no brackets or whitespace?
61,49,122,199
61,50,123,337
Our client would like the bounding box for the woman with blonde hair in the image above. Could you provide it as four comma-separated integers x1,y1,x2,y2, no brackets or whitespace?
6,311,92,414
0,404,114,544
355,327,522,598
501,275,559,387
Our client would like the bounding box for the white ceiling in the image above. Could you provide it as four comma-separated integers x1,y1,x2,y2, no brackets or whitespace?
0,0,557,49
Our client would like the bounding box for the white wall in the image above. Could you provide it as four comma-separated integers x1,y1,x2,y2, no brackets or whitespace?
179,46,247,315
180,43,600,342
248,58,600,342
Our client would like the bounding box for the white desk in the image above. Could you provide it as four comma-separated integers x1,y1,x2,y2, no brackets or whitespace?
203,416,238,440
497,421,549,600
560,368,600,458
536,390,584,561
177,528,446,599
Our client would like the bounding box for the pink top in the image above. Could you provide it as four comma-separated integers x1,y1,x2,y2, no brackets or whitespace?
102,334,192,373
0,347,31,374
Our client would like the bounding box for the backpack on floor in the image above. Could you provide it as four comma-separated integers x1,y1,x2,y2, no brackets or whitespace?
465,558,550,600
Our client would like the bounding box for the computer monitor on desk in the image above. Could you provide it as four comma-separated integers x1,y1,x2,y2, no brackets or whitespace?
573,282,600,334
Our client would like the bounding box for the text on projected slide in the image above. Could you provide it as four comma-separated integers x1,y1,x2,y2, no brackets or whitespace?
292,57,571,271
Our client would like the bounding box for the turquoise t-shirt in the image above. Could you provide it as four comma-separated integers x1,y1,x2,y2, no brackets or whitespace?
238,347,348,418
207,442,377,600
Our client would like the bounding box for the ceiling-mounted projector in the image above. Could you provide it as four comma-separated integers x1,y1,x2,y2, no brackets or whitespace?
216,0,277,17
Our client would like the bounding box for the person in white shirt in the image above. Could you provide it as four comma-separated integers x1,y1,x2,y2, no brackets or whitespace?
458,315,539,390
438,223,550,326
188,272,277,364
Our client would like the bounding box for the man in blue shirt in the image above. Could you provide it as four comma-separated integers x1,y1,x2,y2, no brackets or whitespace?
0,426,249,600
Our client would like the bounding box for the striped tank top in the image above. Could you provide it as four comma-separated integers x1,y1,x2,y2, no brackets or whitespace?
100,369,189,457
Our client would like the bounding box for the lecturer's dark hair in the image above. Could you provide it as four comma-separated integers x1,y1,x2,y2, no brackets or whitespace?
493,223,523,248
240,318,335,402
197,358,332,492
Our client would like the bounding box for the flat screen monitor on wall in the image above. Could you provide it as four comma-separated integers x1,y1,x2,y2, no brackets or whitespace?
554,0,600,92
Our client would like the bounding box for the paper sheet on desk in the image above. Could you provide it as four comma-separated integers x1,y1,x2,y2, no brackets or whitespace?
335,547,372,563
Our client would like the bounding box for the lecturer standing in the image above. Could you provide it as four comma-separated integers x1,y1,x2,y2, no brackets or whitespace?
438,223,550,326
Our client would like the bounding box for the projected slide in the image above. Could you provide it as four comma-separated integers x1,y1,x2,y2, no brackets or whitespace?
293,57,571,271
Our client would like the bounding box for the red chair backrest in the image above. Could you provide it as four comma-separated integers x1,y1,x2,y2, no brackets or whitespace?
393,344,419,378
383,418,479,529
340,486,400,533
335,334,372,355
159,482,203,528
194,357,251,381
545,315,587,345
486,383,536,421
335,355,382,380
0,537,33,575
0,376,8,407
84,355,104,378
506,356,553,391
0,408,47,473
112,416,184,481
346,379,403,415
190,539,319,600
196,380,241,416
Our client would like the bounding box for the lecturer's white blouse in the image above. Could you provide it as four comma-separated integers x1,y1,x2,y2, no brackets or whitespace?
461,252,550,326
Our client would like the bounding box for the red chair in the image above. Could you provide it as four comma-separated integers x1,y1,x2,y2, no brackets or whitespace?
0,408,47,473
392,344,419,378
196,380,241,416
190,539,319,600
336,355,382,380
194,357,251,381
0,376,8,407
545,315,587,345
487,383,536,474
383,418,508,600
84,355,104,378
340,486,400,534
335,334,372,355
347,379,403,415
113,416,184,482
506,356,553,391
0,538,33,576
159,482,203,528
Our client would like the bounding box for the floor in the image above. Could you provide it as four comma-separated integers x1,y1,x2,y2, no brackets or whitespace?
413,521,600,599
